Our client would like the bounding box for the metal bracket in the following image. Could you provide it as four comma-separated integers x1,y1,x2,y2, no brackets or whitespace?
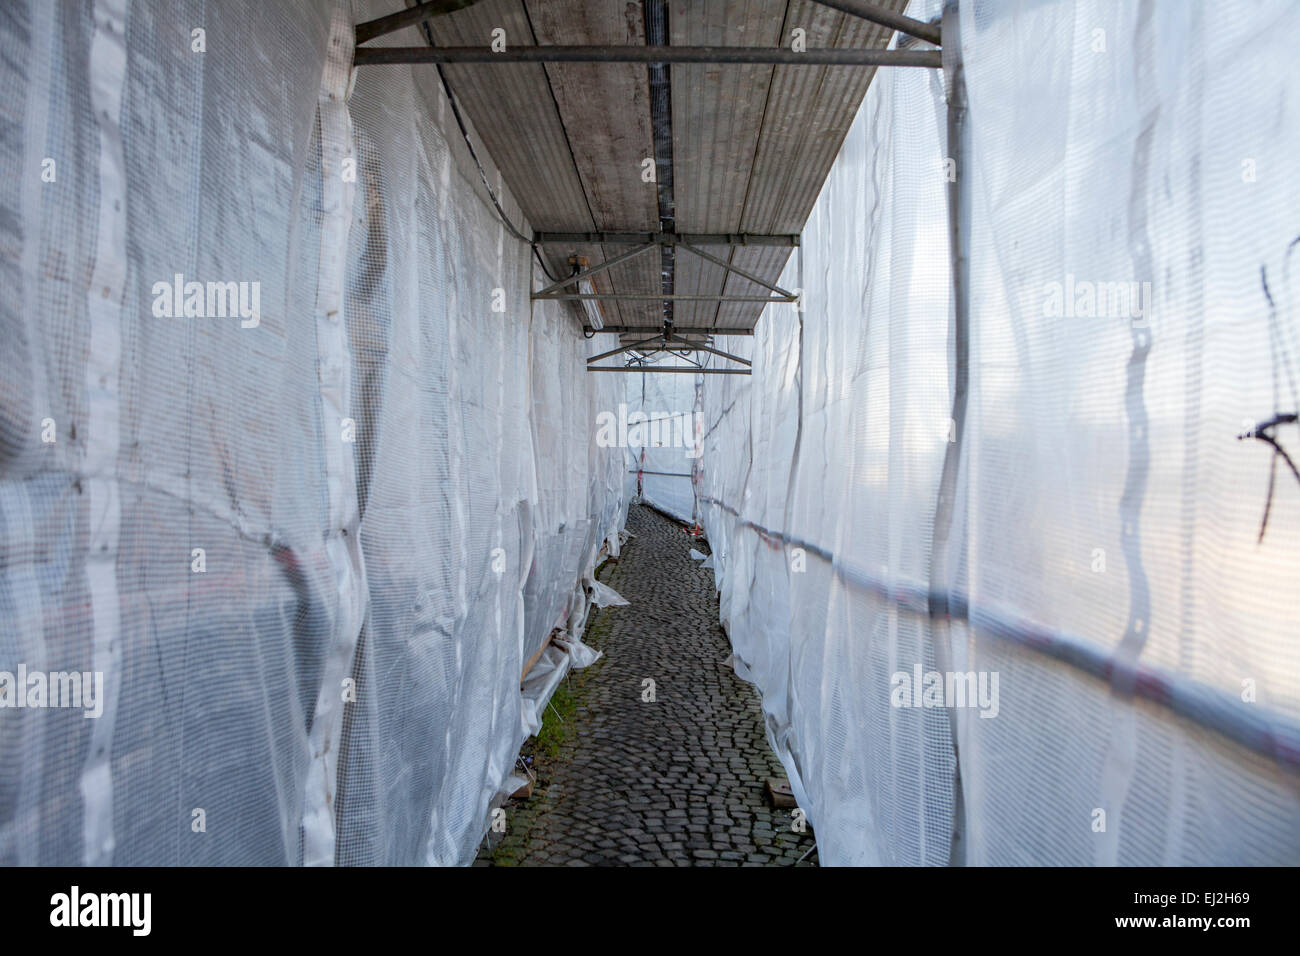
676,242,797,299
810,0,942,46
354,0,484,45
533,243,657,298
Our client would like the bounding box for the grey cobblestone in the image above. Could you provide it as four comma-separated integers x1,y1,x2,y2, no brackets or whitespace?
479,504,817,867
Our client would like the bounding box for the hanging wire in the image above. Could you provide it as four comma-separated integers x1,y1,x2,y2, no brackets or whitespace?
1244,244,1300,543
419,19,561,285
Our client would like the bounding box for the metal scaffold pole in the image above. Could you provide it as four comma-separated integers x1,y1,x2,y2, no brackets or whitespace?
933,0,971,868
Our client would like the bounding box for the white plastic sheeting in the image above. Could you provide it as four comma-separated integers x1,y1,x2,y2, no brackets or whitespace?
0,0,626,865
697,0,1300,865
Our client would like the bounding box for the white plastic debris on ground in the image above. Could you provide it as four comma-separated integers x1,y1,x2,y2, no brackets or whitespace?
588,580,630,609
696,0,1300,865
0,0,627,865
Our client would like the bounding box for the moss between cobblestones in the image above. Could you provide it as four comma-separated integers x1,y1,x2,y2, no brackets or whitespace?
534,681,578,762
579,605,615,652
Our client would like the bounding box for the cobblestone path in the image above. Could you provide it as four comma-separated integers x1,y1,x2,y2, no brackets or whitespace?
479,504,817,866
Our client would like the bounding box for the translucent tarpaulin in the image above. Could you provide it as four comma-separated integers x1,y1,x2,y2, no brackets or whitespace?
0,0,626,866
696,0,1300,865
624,363,701,525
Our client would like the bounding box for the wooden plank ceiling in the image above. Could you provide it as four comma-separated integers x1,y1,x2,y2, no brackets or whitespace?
370,0,912,339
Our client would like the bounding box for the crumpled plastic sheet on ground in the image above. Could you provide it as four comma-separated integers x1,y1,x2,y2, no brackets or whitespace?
695,0,1300,865
0,0,626,866
588,579,629,609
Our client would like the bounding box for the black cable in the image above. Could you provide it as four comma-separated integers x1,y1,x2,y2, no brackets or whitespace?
1250,247,1300,543
419,18,560,284
1239,412,1300,543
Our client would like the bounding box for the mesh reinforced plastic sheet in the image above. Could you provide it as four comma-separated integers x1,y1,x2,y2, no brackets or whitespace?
0,0,626,866
696,0,1300,865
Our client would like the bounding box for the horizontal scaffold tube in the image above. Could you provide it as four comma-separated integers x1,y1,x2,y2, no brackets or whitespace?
696,494,1300,773
588,366,751,374
354,45,944,68
536,232,799,246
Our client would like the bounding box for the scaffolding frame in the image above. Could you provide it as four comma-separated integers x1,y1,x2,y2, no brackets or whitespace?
351,0,945,369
